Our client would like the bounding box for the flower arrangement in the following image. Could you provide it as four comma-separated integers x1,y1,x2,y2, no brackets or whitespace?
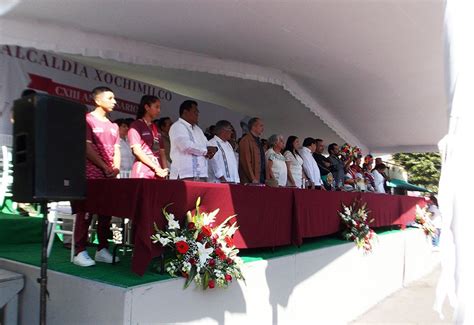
415,205,436,237
352,146,362,158
339,143,353,161
339,143,362,162
151,197,245,290
338,199,377,253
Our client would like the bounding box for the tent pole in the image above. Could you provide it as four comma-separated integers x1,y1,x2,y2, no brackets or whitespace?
39,201,49,325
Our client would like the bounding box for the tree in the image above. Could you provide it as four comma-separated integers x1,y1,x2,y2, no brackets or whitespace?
391,152,441,193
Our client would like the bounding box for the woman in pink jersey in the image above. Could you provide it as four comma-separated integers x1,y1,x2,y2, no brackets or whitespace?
128,95,169,179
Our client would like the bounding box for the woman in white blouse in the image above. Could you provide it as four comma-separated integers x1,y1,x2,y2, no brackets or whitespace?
372,163,387,193
283,136,304,188
265,134,288,187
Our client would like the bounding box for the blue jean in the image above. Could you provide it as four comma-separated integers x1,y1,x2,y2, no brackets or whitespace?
432,228,441,247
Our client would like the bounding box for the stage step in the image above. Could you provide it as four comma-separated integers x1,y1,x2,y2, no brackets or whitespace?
0,268,24,325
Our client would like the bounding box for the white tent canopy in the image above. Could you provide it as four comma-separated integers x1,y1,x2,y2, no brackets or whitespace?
0,0,448,154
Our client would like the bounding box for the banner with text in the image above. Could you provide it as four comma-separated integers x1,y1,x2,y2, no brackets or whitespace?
0,45,245,143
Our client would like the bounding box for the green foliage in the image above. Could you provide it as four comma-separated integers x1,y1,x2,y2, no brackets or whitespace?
392,152,441,193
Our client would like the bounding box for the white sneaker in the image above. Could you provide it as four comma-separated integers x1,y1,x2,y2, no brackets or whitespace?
95,248,120,263
73,251,96,267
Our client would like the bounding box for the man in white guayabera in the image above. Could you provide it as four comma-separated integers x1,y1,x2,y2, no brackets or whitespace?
169,100,217,181
207,120,240,183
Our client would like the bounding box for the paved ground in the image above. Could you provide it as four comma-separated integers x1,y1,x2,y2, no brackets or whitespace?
352,265,454,324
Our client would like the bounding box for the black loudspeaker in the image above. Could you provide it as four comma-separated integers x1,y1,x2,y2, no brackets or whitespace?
12,94,87,202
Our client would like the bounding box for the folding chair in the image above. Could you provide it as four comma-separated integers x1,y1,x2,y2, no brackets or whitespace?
47,202,97,261
0,145,14,209
47,202,76,261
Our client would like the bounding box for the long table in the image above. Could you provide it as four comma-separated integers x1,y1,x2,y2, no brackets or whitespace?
292,190,425,245
74,179,425,275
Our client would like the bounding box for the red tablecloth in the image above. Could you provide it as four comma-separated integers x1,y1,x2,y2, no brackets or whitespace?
292,189,359,244
293,190,426,245
360,192,403,228
399,195,427,225
74,179,426,275
74,179,294,275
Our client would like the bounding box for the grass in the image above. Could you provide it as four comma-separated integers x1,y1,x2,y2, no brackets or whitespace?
0,212,405,288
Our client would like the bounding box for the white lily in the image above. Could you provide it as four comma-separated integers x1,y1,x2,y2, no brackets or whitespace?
203,208,219,226
196,242,213,266
158,236,172,246
173,236,187,243
151,234,160,244
168,218,180,230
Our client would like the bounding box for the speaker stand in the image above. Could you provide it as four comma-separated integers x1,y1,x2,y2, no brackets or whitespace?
38,201,49,325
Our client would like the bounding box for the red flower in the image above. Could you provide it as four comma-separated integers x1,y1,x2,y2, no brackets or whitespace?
201,226,212,237
225,274,232,282
369,230,375,239
175,241,189,254
197,233,204,242
187,222,196,230
224,236,234,247
215,247,226,260
226,258,234,265
208,259,216,267
208,279,215,289
189,258,196,265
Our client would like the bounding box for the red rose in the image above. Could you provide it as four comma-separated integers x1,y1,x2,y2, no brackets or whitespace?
226,258,234,265
189,258,196,265
225,274,232,282
208,259,216,267
215,247,226,260
208,279,215,289
201,226,212,237
197,233,204,242
224,236,234,247
187,222,196,230
175,241,189,254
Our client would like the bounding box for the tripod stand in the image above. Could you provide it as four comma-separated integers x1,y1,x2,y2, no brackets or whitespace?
38,201,49,325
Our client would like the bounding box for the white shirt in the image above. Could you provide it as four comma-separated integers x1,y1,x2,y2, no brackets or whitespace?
298,146,322,186
428,204,442,228
119,137,134,173
265,148,288,187
284,150,304,188
169,118,208,179
372,170,386,193
207,136,240,183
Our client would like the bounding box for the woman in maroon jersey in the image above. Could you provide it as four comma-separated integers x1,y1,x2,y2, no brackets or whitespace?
128,95,169,179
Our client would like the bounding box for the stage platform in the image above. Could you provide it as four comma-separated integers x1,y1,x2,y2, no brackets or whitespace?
0,228,439,324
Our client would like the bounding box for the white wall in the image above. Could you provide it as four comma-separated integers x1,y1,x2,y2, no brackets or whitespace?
0,229,437,324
